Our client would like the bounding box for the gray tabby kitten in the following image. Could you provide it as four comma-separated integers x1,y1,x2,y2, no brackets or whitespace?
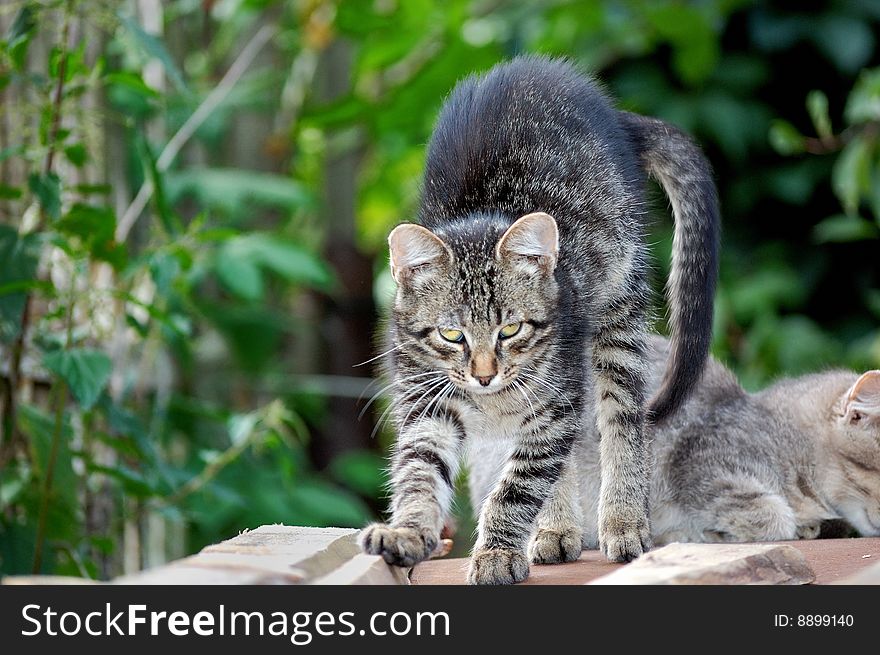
470,336,880,545
359,57,720,584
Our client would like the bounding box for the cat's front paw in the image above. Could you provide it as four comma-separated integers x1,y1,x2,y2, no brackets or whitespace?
467,547,529,585
359,523,437,567
529,527,583,564
599,514,652,563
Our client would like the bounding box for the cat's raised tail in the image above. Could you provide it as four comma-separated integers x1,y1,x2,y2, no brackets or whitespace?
620,111,720,423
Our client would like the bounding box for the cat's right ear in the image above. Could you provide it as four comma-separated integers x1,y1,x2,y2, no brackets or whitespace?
841,370,880,426
496,212,559,275
388,223,451,285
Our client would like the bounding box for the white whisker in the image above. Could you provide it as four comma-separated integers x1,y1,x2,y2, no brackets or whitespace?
358,371,443,419
368,375,445,439
399,377,450,430
352,340,414,368
513,379,539,440
519,370,575,415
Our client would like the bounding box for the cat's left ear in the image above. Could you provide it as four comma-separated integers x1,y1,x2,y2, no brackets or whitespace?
496,212,559,275
388,223,451,285
842,371,880,425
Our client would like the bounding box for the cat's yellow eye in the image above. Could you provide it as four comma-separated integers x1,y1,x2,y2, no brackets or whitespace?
499,322,522,339
439,328,465,343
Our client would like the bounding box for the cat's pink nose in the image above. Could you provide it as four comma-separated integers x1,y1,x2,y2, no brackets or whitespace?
476,375,493,387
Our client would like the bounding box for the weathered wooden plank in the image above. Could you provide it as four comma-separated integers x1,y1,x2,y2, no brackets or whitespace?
835,560,880,584
313,554,409,585
589,542,815,585
2,576,101,585
112,525,360,585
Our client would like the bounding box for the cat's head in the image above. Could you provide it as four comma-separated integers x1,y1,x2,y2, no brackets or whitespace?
826,370,880,535
388,212,560,395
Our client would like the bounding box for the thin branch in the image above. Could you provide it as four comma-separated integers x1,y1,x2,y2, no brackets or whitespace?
802,121,880,155
32,273,76,574
150,424,260,512
115,23,278,242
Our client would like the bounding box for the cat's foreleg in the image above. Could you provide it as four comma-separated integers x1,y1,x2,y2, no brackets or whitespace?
468,424,577,584
359,415,462,567
592,307,652,562
529,454,584,564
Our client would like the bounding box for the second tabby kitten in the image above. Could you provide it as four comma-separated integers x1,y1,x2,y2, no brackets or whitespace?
470,336,880,546
360,56,720,584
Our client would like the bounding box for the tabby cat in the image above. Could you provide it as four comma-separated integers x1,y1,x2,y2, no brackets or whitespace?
359,56,720,584
470,336,880,545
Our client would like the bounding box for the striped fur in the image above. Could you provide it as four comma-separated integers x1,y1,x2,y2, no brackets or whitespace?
359,57,720,584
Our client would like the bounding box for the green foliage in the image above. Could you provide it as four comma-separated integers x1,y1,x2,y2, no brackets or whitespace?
0,226,41,341
213,232,333,301
43,349,112,410
0,0,363,578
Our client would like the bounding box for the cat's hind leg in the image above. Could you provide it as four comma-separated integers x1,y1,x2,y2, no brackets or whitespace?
529,456,584,564
700,479,797,543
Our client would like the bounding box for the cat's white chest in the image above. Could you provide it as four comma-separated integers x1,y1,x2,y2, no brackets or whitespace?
455,399,526,445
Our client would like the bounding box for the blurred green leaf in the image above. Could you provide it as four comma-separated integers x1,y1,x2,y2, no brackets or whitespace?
43,349,112,410
88,463,157,498
287,479,372,527
645,4,719,85
729,266,806,322
845,68,880,123
806,90,832,140
55,203,127,269
0,184,22,199
329,450,387,499
228,412,260,447
832,138,873,215
214,233,332,300
56,203,114,240
214,255,263,301
63,143,88,167
814,14,874,74
136,134,181,235
0,472,28,510
119,15,189,95
0,145,24,162
6,3,37,69
73,183,112,196
813,214,879,243
0,225,41,343
28,172,61,221
234,234,333,288
105,71,160,118
7,4,36,42
166,168,313,215
768,120,805,155
774,316,844,375
18,403,77,514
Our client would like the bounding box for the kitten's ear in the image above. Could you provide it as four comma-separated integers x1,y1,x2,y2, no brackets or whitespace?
388,223,451,285
496,212,559,275
842,371,880,425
